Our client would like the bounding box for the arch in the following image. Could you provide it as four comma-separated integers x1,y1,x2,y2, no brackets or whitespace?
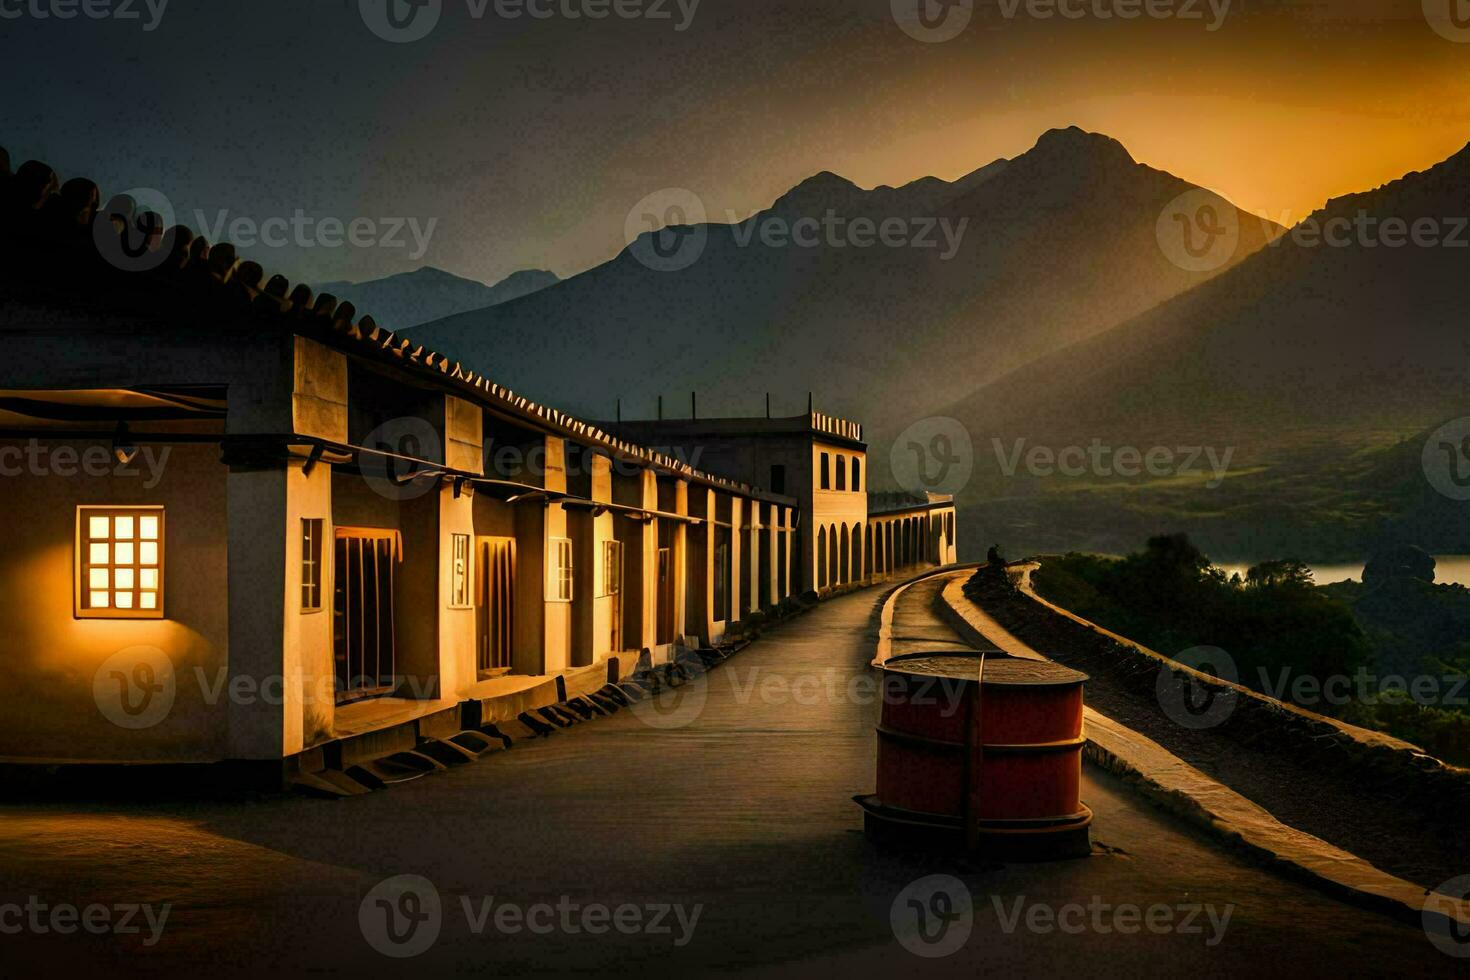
816,525,828,589
829,525,839,587
839,523,850,585
853,523,864,582
861,524,871,581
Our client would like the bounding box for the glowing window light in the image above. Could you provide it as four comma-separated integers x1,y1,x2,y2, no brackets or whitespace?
76,507,164,619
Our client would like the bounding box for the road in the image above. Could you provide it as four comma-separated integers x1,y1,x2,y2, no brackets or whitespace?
0,580,1458,976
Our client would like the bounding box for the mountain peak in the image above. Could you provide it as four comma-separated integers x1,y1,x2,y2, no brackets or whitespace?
1025,127,1137,168
770,170,862,213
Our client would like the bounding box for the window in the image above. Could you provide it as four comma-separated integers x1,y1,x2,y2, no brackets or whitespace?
836,454,847,491
301,518,324,611
549,537,573,602
713,527,731,621
820,452,830,490
852,458,862,492
76,506,163,619
450,533,472,608
601,540,624,597
769,464,786,495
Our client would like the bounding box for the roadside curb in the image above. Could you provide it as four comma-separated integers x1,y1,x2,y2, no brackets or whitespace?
937,571,1470,934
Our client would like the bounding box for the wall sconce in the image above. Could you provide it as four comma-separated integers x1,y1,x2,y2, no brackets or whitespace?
112,423,139,466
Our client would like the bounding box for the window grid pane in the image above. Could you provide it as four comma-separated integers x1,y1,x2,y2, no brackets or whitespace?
78,507,163,618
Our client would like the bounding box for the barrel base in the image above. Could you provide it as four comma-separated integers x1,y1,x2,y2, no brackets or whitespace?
854,794,1093,862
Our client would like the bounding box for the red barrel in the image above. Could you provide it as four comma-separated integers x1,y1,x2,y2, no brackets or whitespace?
856,651,1091,860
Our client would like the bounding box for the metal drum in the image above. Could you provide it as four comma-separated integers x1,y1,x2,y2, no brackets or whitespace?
855,651,1092,860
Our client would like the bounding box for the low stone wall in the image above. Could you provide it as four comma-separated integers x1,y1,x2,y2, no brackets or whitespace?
965,566,1470,811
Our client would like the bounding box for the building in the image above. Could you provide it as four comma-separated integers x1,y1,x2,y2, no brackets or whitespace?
603,413,960,592
0,149,957,776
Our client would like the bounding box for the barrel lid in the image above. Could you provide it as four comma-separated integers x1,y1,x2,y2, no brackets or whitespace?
882,652,1088,686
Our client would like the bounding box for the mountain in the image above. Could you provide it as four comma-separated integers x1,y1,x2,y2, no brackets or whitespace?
947,140,1470,561
413,128,1281,451
316,266,558,331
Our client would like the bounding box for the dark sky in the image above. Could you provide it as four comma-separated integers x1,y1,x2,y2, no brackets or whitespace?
3,0,1467,285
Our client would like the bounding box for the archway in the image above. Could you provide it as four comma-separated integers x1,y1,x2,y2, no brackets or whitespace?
816,526,828,589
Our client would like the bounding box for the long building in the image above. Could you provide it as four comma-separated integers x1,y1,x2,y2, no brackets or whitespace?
0,149,958,776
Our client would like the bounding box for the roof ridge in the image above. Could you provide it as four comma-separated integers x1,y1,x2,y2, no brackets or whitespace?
0,148,788,502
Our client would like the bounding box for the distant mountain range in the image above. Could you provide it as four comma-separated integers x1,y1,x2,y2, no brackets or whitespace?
404,127,1470,562
316,266,558,331
413,128,1280,443
949,139,1470,561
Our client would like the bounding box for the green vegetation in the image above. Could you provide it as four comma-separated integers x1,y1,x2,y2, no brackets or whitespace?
1032,534,1470,764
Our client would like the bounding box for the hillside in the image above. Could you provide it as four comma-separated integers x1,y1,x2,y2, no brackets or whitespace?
317,266,558,331
414,128,1281,451
948,141,1470,560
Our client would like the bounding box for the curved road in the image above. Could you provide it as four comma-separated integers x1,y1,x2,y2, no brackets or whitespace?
0,581,1455,976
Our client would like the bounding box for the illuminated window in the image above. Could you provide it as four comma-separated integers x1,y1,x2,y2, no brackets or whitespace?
77,506,163,619
549,537,573,602
302,519,324,612
450,533,472,608
601,540,623,598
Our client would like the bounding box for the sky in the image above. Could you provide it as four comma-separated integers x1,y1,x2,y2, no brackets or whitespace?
2,0,1468,285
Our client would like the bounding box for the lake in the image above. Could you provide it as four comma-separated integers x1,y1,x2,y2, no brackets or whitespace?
1215,556,1470,588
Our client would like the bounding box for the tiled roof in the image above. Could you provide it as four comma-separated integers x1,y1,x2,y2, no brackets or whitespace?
0,147,792,504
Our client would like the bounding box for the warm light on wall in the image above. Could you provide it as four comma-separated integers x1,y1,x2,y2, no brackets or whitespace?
75,506,164,619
